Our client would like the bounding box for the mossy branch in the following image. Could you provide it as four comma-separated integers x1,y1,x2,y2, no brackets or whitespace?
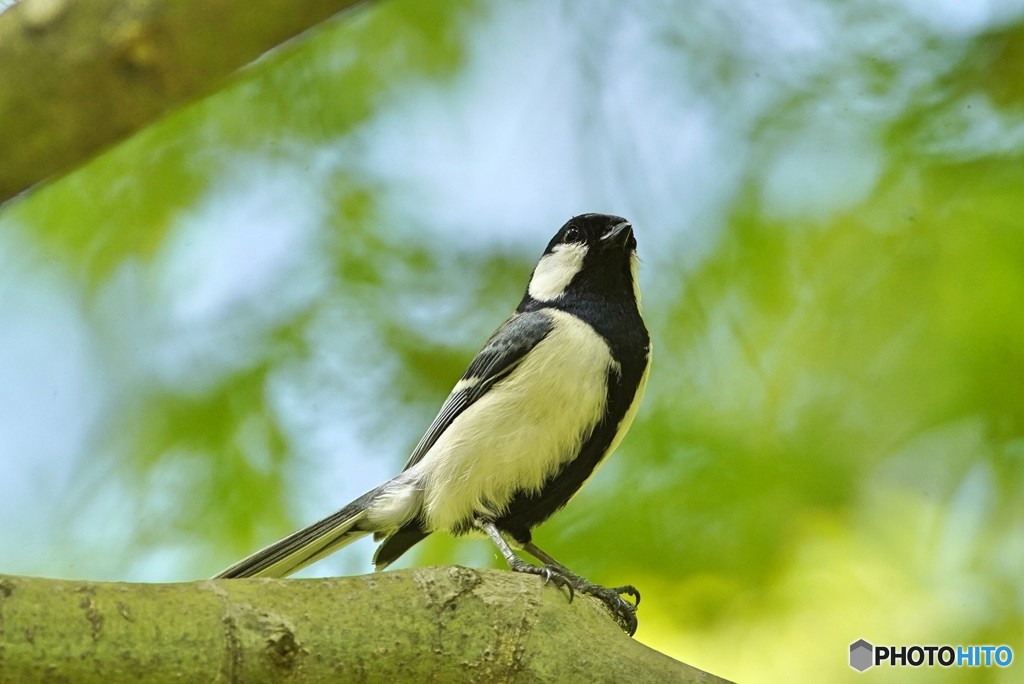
0,567,730,683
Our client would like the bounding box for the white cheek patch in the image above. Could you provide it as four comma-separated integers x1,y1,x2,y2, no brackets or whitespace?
527,243,588,301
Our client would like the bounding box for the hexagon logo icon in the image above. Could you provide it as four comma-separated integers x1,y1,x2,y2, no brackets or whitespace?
850,639,874,672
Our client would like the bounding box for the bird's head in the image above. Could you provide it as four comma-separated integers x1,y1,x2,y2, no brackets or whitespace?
527,213,640,307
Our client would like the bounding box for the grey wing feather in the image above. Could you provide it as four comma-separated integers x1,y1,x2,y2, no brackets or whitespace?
400,310,553,471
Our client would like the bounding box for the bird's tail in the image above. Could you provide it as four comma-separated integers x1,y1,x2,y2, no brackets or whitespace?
213,487,383,579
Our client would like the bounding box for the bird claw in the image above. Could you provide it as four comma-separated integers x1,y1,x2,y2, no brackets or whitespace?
508,559,639,636
509,559,575,601
579,583,640,636
608,584,641,608
540,565,576,602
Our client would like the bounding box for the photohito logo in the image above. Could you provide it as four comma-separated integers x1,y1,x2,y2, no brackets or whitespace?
850,639,1013,672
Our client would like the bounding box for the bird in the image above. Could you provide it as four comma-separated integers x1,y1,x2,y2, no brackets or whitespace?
214,213,652,635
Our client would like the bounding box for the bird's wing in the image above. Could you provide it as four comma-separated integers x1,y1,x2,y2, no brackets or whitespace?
400,309,553,472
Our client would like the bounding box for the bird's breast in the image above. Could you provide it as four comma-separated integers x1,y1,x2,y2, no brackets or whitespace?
412,309,616,533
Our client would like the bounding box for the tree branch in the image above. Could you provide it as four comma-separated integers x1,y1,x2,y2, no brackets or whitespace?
0,0,366,202
0,567,730,682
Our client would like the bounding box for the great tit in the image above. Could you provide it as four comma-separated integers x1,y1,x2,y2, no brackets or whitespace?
215,213,652,635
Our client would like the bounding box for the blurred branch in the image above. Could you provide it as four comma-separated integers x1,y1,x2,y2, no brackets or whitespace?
0,0,367,203
0,567,730,683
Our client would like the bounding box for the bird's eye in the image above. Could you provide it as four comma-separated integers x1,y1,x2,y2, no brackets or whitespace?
564,225,581,242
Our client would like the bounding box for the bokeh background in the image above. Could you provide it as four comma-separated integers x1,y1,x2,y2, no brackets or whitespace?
2,0,1023,681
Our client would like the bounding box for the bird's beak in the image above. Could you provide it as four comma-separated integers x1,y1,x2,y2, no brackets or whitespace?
601,221,633,246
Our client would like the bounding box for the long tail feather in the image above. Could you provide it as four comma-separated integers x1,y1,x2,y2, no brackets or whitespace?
214,488,380,579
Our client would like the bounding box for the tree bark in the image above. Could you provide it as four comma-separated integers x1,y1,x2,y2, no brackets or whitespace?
0,567,730,683
0,0,366,203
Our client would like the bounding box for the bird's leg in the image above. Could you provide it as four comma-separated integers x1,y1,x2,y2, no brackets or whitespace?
524,541,640,636
475,519,574,600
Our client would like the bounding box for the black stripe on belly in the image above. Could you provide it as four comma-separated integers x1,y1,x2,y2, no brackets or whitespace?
493,347,647,545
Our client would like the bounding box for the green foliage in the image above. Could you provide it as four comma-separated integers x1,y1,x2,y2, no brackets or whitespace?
2,1,1023,681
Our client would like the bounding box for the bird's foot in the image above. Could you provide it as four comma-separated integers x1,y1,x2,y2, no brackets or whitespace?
507,557,575,601
511,560,640,636
575,582,640,636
